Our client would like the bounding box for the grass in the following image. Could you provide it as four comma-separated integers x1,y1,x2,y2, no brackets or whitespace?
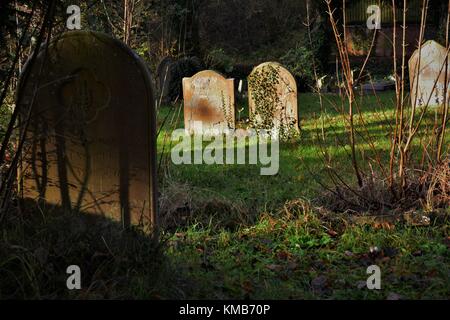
163,213,448,299
0,206,166,299
154,91,449,299
0,91,448,299
157,91,448,212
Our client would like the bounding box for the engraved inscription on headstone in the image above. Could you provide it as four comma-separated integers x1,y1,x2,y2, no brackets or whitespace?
18,31,157,230
409,40,450,108
182,70,235,135
248,62,299,136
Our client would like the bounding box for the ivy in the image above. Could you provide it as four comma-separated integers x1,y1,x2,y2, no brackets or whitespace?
248,64,298,140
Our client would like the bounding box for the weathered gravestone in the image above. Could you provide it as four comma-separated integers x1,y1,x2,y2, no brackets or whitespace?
409,40,450,107
248,62,299,137
18,31,158,230
182,70,235,134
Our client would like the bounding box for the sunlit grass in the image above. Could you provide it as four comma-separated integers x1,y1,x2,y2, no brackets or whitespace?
154,91,449,299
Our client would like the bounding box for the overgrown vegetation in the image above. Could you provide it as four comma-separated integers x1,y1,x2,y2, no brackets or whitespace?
0,0,448,300
154,92,449,299
164,208,448,299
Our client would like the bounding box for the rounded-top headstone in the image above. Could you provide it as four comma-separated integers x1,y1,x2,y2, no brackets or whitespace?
18,31,157,230
409,40,450,108
158,56,203,105
248,62,299,136
157,56,176,104
182,70,235,135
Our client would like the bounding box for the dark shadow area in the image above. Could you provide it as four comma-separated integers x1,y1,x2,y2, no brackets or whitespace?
0,198,164,299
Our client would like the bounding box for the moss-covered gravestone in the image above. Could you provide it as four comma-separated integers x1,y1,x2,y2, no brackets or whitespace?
409,40,450,108
248,62,298,137
182,70,235,134
158,56,203,105
18,31,157,231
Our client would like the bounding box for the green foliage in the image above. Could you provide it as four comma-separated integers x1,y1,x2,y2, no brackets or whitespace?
157,91,449,218
355,58,395,83
135,42,150,61
165,210,449,299
280,23,328,91
436,2,450,46
281,45,316,90
351,28,373,52
199,0,309,58
205,48,234,73
0,206,166,299
1,91,448,299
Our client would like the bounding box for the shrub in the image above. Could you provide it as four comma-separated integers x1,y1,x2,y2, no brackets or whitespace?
205,48,234,74
281,21,328,91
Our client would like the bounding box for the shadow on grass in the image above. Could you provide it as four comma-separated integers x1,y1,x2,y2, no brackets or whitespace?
0,199,169,299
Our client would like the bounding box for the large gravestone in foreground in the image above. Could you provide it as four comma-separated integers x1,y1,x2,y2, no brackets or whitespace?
248,62,299,136
182,70,235,134
409,40,450,108
18,31,157,230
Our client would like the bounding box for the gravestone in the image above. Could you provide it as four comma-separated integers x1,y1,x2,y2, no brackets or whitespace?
182,70,235,134
248,62,299,136
18,31,158,230
156,56,176,104
409,40,450,107
157,56,203,105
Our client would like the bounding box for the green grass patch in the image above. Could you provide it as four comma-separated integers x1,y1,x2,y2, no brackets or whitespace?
152,91,449,299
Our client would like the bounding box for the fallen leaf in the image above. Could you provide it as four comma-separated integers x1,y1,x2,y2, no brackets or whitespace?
242,280,253,293
444,237,450,249
426,269,438,277
276,251,291,260
327,230,338,237
286,261,298,270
